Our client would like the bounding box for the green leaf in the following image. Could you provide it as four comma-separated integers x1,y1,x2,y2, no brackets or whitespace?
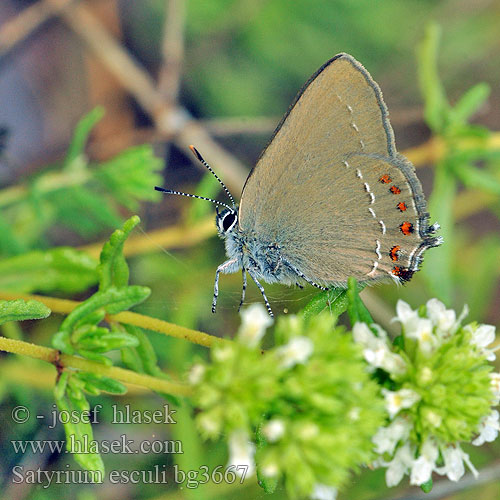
122,324,160,375
0,215,27,255
0,299,51,325
95,145,163,210
50,185,123,238
0,247,98,294
301,288,349,320
346,277,372,326
257,469,278,494
424,161,457,303
451,161,500,196
78,349,113,366
449,82,490,126
420,478,433,493
55,286,150,353
65,107,105,166
77,372,127,395
77,331,140,353
416,22,449,133
54,371,70,401
98,216,140,290
58,388,105,475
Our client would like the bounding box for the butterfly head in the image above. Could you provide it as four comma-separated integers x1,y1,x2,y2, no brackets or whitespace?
216,207,238,236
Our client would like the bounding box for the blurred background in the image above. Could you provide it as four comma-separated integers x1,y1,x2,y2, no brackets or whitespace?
0,0,499,499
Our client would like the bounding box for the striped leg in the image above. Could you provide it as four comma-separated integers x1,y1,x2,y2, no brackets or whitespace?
238,268,247,312
212,258,240,313
247,268,274,318
283,258,328,290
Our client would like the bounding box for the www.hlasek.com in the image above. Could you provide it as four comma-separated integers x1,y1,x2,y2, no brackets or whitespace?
11,464,250,489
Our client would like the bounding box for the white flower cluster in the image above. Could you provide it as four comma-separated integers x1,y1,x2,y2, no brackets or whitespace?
354,299,500,487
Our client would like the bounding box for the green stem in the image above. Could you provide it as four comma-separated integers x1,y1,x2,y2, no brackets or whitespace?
0,335,192,396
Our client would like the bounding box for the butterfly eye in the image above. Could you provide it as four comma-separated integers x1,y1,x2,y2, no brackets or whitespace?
222,212,237,232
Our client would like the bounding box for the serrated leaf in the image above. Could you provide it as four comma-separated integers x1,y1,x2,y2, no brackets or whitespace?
0,247,98,293
65,107,105,166
0,299,51,325
98,216,140,290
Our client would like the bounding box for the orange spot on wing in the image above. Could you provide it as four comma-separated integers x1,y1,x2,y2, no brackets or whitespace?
397,202,407,212
380,174,392,184
400,222,414,235
392,266,414,282
390,186,401,195
390,245,401,261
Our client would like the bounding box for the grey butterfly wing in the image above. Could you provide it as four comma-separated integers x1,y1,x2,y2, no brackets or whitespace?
239,53,438,285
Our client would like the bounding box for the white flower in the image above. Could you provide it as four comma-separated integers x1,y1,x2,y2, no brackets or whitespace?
188,363,205,385
238,303,273,347
352,322,407,375
372,417,412,455
472,410,500,446
385,442,415,487
262,419,285,442
393,300,420,332
491,373,500,404
436,444,478,480
310,484,337,500
406,318,438,354
466,323,497,361
426,298,457,335
227,430,255,477
382,388,421,419
276,336,314,369
410,438,439,485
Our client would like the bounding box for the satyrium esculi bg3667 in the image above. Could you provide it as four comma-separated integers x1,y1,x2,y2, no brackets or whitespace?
155,53,443,317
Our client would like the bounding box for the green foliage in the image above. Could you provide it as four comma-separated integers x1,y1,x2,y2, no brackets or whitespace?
0,299,51,325
54,371,105,476
417,23,500,304
346,277,373,326
0,248,98,293
52,217,152,474
0,108,163,253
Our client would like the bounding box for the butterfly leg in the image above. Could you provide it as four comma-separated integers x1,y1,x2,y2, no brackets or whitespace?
212,258,240,313
247,268,274,318
282,258,328,291
238,268,247,312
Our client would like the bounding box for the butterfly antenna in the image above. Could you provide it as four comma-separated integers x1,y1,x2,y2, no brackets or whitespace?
154,186,233,210
189,145,236,208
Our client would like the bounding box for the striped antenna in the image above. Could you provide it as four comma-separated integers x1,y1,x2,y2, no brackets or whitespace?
154,187,233,210
189,145,236,208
